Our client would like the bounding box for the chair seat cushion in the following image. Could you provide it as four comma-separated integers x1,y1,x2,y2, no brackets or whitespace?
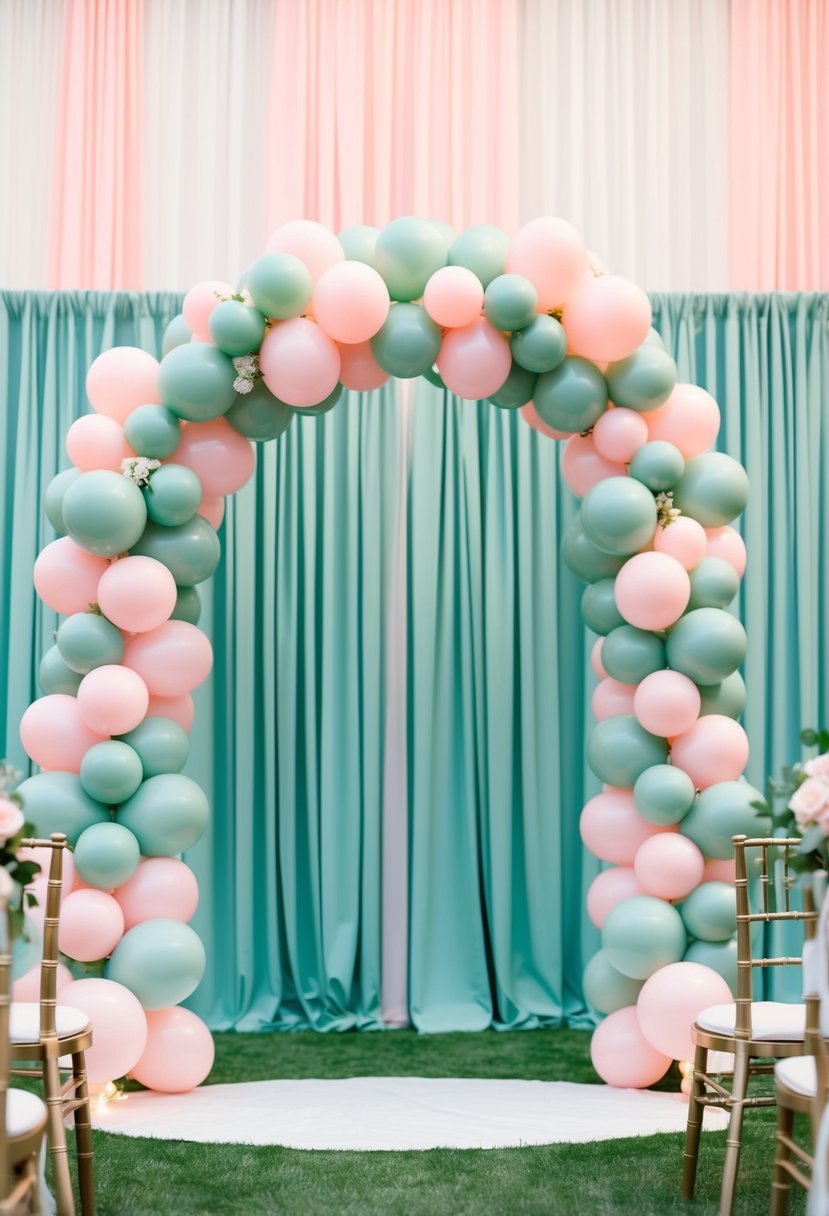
775,1055,817,1098
6,1087,47,1138
10,1001,91,1043
697,1001,806,1041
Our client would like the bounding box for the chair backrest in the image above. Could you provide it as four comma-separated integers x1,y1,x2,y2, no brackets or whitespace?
19,833,66,1043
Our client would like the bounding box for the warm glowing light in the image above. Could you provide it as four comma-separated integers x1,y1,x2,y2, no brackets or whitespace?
92,1081,126,1116
678,1060,692,1080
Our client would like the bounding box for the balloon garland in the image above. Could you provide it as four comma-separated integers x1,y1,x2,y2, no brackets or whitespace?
18,216,756,1091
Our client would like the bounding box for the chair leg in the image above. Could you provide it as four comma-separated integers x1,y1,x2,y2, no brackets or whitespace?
42,1055,75,1216
719,1044,751,1216
770,1102,795,1216
71,1052,95,1216
682,1041,708,1199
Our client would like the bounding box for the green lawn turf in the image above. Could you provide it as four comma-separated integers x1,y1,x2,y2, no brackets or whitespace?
68,1029,807,1215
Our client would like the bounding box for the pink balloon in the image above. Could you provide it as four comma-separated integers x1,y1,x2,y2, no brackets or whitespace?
259,317,341,408
591,637,607,679
645,384,721,458
97,556,177,633
123,621,213,697
634,834,705,901
670,715,750,790
198,495,225,530
34,538,109,616
436,318,511,400
13,962,72,1002
174,417,256,497
145,693,195,734
563,275,652,363
614,552,691,631
592,678,637,721
59,890,125,962
20,694,106,772
337,340,390,391
653,516,707,571
637,962,732,1061
60,978,148,1085
590,1005,671,1087
18,846,77,895
586,866,644,929
593,408,649,463
519,402,571,440
182,280,234,342
67,415,133,472
706,526,747,577
634,670,701,738
505,217,587,311
703,857,736,884
423,266,484,328
76,665,149,736
115,858,199,931
130,1006,214,1093
264,220,345,283
86,347,161,424
580,789,674,865
313,261,389,344
561,434,626,498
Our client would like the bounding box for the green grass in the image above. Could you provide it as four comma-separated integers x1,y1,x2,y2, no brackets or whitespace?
68,1029,807,1215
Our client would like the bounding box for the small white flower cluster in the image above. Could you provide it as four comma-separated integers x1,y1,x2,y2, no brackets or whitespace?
233,354,260,396
655,491,682,529
121,456,161,486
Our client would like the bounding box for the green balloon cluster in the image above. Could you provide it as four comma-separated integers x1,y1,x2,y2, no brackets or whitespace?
371,304,442,378
581,477,657,556
15,773,109,845
601,625,666,683
117,773,209,855
680,780,769,859
159,343,238,423
118,717,189,778
45,468,81,535
687,557,740,610
247,252,312,319
224,380,294,441
57,612,124,674
698,671,747,719
63,471,147,557
606,344,677,412
484,274,537,331
208,299,267,357
124,404,181,459
561,517,626,584
602,896,687,980
144,464,202,527
38,646,83,696
681,882,737,942
338,225,379,267
161,313,192,355
80,740,143,804
587,716,668,787
629,441,685,492
106,918,206,1010
666,608,747,684
74,822,141,890
583,950,643,1015
633,764,696,825
509,316,566,375
581,578,624,636
684,938,738,993
374,218,447,302
672,453,749,527
447,225,509,288
535,357,608,434
130,515,221,586
488,361,536,410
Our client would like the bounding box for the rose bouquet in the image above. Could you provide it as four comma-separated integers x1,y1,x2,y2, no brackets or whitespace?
763,729,829,874
0,761,41,938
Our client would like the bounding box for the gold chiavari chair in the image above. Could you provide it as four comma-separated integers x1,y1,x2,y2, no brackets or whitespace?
682,835,817,1216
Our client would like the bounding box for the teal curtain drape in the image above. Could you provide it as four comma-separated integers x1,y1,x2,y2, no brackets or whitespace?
1,292,828,1030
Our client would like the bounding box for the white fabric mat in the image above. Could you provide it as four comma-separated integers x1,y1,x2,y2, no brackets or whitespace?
92,1077,727,1150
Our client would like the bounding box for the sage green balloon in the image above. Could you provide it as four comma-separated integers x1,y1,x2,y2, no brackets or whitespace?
300,382,343,415
45,468,81,535
587,715,668,787
583,950,644,1015
338,225,379,267
118,716,189,778
448,225,509,288
483,274,538,332
602,896,687,980
62,470,147,557
581,477,658,556
170,584,202,625
488,361,536,410
39,645,83,695
605,345,677,412
79,741,143,804
644,327,667,351
374,218,447,302
428,220,457,254
580,578,624,635
371,303,442,378
130,516,221,587
124,404,182,460
633,764,697,825
246,252,313,319
666,608,747,684
117,774,209,856
224,380,294,441
684,938,738,994
423,366,445,389
687,556,740,610
698,671,747,719
14,773,109,845
74,822,141,890
680,779,769,860
510,315,567,374
534,357,608,434
161,313,192,355
601,625,666,684
629,441,685,492
561,517,626,584
680,881,737,942
208,299,267,357
105,918,205,1010
159,343,237,423
672,452,749,528
144,464,202,527
57,611,125,674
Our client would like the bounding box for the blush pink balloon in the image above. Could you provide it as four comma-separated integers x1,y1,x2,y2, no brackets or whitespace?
436,318,511,400
703,857,736,884
592,408,649,463
586,866,644,929
670,715,750,790
590,1005,671,1087
633,670,701,738
97,556,177,633
18,846,77,895
34,538,110,616
653,516,708,571
76,665,149,736
580,789,674,865
58,890,125,962
60,977,148,1084
86,347,161,424
259,317,341,408
114,858,199,931
130,1006,214,1092
264,219,345,283
20,694,106,772
198,496,225,530
123,621,213,697
636,962,732,1062
145,693,195,734
174,417,256,497
591,637,607,679
312,261,389,344
561,434,626,498
634,834,705,901
13,962,72,1002
705,526,747,577
337,340,390,391
563,275,652,363
645,384,721,458
67,415,133,472
519,402,571,440
614,552,691,631
505,217,587,311
423,266,484,328
182,280,235,342
592,678,637,721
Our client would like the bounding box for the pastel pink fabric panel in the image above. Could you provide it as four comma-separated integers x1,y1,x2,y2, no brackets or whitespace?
49,0,143,289
730,0,829,289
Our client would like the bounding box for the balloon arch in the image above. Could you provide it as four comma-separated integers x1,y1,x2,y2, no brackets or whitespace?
18,217,758,1092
